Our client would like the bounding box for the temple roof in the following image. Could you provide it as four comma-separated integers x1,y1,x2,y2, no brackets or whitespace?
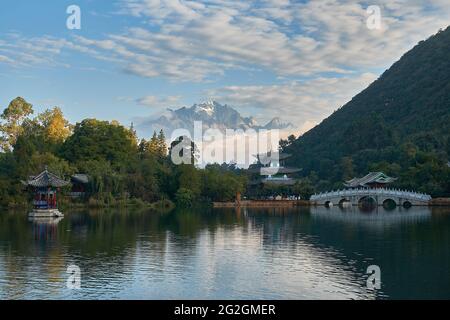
344,172,397,188
249,178,298,186
22,169,70,188
261,178,297,186
71,174,89,184
256,151,292,164
260,167,302,175
247,166,302,174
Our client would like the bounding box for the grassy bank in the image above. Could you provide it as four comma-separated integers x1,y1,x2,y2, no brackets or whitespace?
0,197,175,212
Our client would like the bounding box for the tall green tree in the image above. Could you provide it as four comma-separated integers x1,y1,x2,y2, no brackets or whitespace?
61,119,138,167
0,97,33,152
157,129,167,157
148,131,159,155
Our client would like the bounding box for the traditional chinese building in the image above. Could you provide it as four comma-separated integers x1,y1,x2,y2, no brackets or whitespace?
253,151,302,185
69,174,89,198
22,167,70,217
344,172,397,189
247,151,302,200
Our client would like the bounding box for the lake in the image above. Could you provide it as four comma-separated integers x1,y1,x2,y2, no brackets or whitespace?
0,206,449,299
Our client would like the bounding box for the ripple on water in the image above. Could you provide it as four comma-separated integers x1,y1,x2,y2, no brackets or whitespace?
0,207,449,299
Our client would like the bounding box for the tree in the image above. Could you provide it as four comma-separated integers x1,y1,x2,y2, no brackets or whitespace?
157,129,167,157
62,119,137,167
175,187,195,207
287,134,296,145
76,159,125,197
37,107,72,143
138,138,149,155
340,156,354,181
292,179,315,200
28,152,74,177
177,164,201,198
0,97,33,152
148,131,159,155
201,166,245,201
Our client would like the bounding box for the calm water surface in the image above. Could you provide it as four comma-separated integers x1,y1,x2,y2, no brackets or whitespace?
0,206,449,299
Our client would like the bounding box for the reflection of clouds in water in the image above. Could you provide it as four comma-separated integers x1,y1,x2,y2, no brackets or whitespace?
242,213,377,299
1,207,447,299
150,224,377,299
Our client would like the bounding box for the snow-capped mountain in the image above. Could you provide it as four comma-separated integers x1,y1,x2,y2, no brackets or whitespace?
263,117,294,130
137,101,294,137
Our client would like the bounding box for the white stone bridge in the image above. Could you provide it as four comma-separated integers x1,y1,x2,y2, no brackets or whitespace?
310,188,431,207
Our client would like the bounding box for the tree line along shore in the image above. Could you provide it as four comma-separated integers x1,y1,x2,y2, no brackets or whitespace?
1,96,448,211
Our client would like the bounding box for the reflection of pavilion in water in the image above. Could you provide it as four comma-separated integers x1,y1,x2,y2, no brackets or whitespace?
29,217,63,241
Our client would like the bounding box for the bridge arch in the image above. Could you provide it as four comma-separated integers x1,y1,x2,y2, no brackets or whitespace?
358,196,377,209
338,198,351,207
324,200,333,208
403,201,412,208
382,198,397,210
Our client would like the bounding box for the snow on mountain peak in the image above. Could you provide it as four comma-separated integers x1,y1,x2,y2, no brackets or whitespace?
138,101,294,137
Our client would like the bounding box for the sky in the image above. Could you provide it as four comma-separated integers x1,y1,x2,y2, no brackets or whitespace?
0,0,449,138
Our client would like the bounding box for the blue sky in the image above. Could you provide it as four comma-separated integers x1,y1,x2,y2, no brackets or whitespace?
0,0,449,138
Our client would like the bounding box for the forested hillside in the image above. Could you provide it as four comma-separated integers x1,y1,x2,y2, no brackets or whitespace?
284,27,450,197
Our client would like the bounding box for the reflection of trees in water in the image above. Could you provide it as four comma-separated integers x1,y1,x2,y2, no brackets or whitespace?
0,215,67,298
234,206,450,299
1,206,449,299
236,207,377,299
243,207,310,245
308,206,450,299
0,207,247,298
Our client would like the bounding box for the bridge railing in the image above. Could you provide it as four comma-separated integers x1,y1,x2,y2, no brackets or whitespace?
310,188,432,202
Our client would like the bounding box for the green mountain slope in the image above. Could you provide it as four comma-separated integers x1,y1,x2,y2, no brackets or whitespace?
285,26,450,197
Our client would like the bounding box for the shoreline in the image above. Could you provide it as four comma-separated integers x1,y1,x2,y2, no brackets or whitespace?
213,200,311,208
213,198,450,208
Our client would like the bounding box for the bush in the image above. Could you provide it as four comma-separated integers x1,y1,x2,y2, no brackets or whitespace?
175,188,195,207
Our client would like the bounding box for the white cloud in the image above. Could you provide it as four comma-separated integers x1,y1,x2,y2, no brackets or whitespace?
136,95,182,108
207,72,378,134
99,0,450,80
2,1,449,81
2,1,449,80
1,0,449,133
0,34,108,68
0,55,13,64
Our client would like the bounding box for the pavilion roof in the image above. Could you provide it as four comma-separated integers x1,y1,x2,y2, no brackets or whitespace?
22,169,70,188
344,172,397,188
